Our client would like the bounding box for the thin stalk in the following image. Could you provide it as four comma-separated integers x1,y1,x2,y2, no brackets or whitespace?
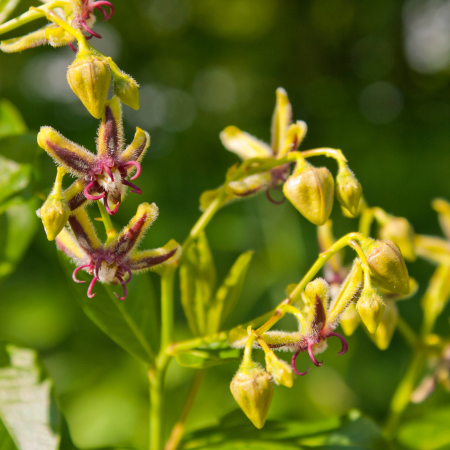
149,364,166,450
161,269,176,350
164,370,205,450
396,316,419,349
97,201,116,244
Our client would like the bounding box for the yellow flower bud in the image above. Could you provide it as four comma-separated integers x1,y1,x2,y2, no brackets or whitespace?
340,303,361,336
360,238,410,295
230,365,274,429
379,217,416,262
36,168,69,241
357,287,385,334
304,277,330,308
283,162,335,226
265,353,293,388
67,56,111,119
335,166,362,217
368,300,398,350
113,70,140,110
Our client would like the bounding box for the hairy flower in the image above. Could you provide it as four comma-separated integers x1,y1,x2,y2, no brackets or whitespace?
38,96,149,215
200,88,306,210
56,202,180,300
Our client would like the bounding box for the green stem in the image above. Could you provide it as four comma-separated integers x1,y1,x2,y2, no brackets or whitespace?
97,202,116,245
149,362,167,450
396,316,419,349
164,370,205,450
300,148,348,169
161,269,176,350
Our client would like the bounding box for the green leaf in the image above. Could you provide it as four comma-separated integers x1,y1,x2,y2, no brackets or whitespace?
0,342,61,450
398,406,450,450
0,99,27,137
0,155,32,205
181,410,392,450
180,232,216,336
0,134,42,164
207,251,253,334
0,197,39,282
59,253,159,365
176,347,240,369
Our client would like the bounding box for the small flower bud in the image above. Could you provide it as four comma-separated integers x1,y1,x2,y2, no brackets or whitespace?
379,217,416,262
230,365,274,429
36,168,69,241
265,353,293,388
360,238,410,295
283,162,335,226
304,278,330,307
357,287,385,334
368,300,398,350
67,56,111,119
335,166,362,217
113,69,140,110
340,303,361,336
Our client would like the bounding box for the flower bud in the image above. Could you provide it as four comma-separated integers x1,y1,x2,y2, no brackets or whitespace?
368,300,398,350
265,353,293,388
357,288,385,334
304,278,330,307
283,162,335,226
230,365,274,429
360,238,410,295
335,166,362,217
340,303,361,336
379,217,416,262
113,70,140,110
67,56,111,119
36,168,69,241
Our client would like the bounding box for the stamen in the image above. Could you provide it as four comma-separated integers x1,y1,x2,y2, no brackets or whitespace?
73,264,92,283
69,42,78,53
291,349,310,376
87,276,98,298
84,180,105,201
123,161,141,180
266,188,285,205
122,179,142,195
103,195,119,215
120,265,133,283
328,331,349,356
103,164,114,181
96,5,108,21
80,20,102,39
114,276,127,300
92,1,115,21
307,341,323,367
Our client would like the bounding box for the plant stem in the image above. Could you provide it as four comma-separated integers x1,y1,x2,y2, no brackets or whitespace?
161,269,176,350
97,201,116,244
164,370,205,450
149,362,166,450
396,316,419,349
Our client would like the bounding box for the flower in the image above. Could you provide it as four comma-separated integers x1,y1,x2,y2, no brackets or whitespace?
56,202,181,300
37,96,150,215
200,88,306,210
0,0,114,53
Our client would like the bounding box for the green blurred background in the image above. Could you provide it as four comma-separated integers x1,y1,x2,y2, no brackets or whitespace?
1,0,450,447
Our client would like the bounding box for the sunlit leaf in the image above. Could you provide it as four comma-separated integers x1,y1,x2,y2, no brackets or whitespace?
180,232,216,336
181,410,392,450
0,99,26,137
398,406,450,450
59,253,159,365
0,342,61,450
207,250,253,334
0,197,39,281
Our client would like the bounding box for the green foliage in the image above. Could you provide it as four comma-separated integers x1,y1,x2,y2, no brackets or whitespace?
0,342,61,450
181,410,392,450
0,0,20,25
59,253,159,365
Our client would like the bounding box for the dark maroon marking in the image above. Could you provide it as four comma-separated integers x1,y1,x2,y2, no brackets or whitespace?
291,349,310,376
234,186,261,197
121,137,147,164
68,215,95,253
68,191,88,211
129,248,178,270
103,106,118,157
46,141,92,173
113,214,148,254
312,295,327,329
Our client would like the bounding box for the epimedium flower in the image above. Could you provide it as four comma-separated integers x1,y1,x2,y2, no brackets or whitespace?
56,202,181,300
38,96,149,216
0,0,114,53
200,88,307,210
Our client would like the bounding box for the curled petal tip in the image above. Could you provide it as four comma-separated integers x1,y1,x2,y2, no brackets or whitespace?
123,161,141,180
328,331,349,356
80,21,102,39
123,179,142,195
307,341,323,367
291,350,310,376
73,264,92,283
266,187,285,205
103,196,120,215
87,276,98,298
114,277,127,300
92,1,115,21
84,180,105,201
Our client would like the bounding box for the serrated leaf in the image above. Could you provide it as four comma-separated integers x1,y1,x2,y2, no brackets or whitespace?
181,410,391,450
0,197,39,282
59,253,159,365
0,342,61,450
180,232,216,336
398,406,450,450
0,99,26,137
207,251,253,334
176,347,240,369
